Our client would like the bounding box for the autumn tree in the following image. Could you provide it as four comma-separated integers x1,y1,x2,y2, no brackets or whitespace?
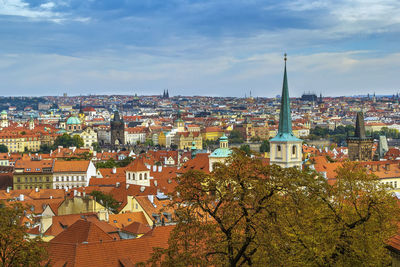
0,202,47,266
150,151,400,266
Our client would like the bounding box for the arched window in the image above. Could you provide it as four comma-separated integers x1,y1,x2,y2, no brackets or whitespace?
292,145,296,155
128,173,131,180
144,173,147,179
139,173,142,180
133,173,135,180
277,145,281,152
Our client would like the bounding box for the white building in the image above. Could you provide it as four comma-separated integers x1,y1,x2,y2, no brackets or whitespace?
52,160,96,189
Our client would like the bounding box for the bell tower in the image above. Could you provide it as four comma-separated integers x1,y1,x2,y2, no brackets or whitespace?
269,54,303,168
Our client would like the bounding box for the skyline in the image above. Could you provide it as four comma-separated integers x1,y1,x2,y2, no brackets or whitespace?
1,0,400,97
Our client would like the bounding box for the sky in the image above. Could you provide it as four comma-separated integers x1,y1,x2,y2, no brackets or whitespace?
1,0,400,97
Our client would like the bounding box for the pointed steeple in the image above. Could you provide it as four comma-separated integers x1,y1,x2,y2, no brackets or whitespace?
354,111,366,139
278,54,292,135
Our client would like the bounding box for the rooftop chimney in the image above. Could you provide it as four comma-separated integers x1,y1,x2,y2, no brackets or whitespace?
112,167,117,174
148,194,154,204
19,194,24,201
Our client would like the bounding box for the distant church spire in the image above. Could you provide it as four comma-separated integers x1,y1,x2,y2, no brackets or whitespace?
354,111,367,139
277,53,292,135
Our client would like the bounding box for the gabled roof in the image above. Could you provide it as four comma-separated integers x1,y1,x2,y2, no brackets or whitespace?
47,225,174,267
125,159,148,172
121,222,151,235
53,160,90,173
50,219,114,244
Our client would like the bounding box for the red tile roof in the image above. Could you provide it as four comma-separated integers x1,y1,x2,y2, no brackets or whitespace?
47,225,174,266
50,219,115,244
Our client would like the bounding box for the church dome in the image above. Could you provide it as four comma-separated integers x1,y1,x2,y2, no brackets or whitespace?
66,116,81,125
1,110,7,115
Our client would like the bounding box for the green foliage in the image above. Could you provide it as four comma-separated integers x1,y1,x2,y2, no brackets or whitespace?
92,142,101,153
308,125,355,145
0,202,47,266
145,139,154,146
229,130,244,144
239,144,251,156
38,144,52,154
203,139,218,149
0,144,8,153
95,157,134,169
96,158,117,169
367,127,400,139
89,191,120,213
150,152,400,266
54,133,84,148
259,140,270,153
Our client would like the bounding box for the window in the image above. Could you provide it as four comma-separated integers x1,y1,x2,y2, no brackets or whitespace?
277,145,281,152
139,174,142,180
46,177,49,182
395,181,397,188
128,173,131,180
133,173,135,180
144,173,147,179
17,177,20,182
292,146,296,155
128,218,132,222
135,204,138,209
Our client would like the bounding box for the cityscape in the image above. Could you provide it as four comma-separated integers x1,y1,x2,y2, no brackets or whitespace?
2,0,400,266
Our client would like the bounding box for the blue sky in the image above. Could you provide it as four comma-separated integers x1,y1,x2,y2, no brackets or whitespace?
1,0,400,97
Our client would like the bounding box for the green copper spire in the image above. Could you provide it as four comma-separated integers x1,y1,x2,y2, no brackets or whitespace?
270,54,301,142
278,54,292,135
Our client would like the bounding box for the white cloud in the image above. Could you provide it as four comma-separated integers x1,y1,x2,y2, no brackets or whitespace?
0,0,89,22
0,0,62,21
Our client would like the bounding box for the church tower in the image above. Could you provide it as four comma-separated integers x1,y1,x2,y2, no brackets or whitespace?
29,115,35,130
111,110,125,148
269,54,303,168
347,112,373,161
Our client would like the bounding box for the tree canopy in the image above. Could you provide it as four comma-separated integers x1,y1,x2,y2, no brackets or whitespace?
229,130,244,144
0,202,47,266
150,151,400,266
53,133,84,149
0,144,8,153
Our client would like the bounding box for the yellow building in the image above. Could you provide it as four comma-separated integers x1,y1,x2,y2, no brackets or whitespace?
0,133,41,153
202,126,224,141
13,159,54,190
175,132,202,150
158,131,167,147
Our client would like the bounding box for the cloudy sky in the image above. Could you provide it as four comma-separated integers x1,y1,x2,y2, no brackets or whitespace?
0,0,400,97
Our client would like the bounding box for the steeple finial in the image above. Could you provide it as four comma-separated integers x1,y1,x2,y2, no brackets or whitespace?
284,53,287,62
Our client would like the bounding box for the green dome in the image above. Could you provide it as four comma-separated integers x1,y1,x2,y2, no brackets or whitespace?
220,134,228,141
66,116,81,125
210,147,232,158
1,110,7,115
